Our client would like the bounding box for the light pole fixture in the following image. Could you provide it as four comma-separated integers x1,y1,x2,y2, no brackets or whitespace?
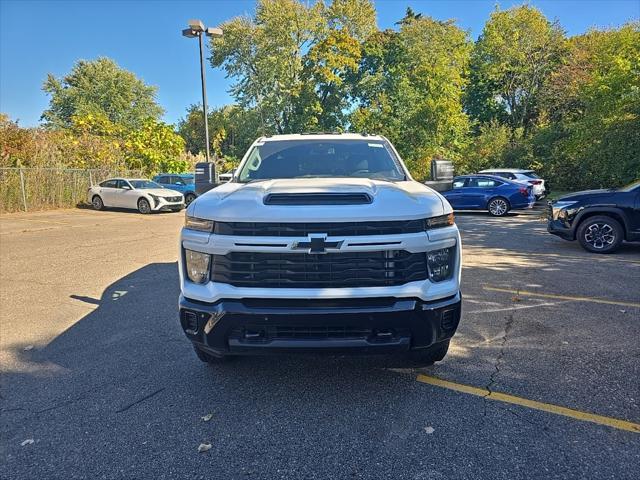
182,19,223,164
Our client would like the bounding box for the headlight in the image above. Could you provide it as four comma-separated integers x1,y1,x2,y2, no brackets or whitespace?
553,201,577,209
426,213,455,229
149,194,160,206
184,249,211,284
185,216,214,232
427,247,455,282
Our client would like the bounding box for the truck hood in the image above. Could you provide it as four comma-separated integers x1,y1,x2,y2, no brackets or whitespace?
189,178,449,222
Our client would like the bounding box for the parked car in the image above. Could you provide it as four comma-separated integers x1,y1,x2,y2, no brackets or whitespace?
547,180,640,253
88,178,184,214
479,168,547,199
218,173,233,183
441,175,535,216
178,133,462,365
153,173,197,205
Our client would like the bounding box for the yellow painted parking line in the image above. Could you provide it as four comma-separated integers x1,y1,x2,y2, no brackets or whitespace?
483,286,640,309
416,375,640,434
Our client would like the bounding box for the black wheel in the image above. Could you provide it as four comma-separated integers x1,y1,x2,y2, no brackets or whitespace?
409,339,450,366
576,215,624,254
137,198,152,214
193,345,227,364
185,193,196,206
91,195,104,211
487,197,510,216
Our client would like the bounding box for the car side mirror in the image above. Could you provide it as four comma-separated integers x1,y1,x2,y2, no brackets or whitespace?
122,185,131,190
176,181,184,185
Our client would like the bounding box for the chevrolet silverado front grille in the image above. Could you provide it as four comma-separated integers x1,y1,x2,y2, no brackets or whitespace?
213,219,426,237
211,250,428,288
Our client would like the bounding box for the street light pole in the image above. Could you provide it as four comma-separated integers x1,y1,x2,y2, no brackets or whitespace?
197,32,211,163
182,20,223,167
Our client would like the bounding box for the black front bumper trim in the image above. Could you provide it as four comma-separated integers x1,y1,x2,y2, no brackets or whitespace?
179,292,462,356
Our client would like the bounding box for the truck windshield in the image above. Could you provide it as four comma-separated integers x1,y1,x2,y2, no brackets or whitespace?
237,139,406,182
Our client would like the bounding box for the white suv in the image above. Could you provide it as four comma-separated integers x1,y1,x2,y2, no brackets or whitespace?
479,169,547,199
178,134,462,364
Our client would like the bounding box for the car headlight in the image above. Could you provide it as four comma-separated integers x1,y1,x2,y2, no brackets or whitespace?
185,216,214,232
553,201,577,209
149,194,160,207
427,247,455,282
184,249,211,284
426,213,455,229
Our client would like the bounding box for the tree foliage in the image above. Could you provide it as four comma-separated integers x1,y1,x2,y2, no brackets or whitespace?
210,0,376,133
42,57,164,130
466,5,565,134
352,17,471,177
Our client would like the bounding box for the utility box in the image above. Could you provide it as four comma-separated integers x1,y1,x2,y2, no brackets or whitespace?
194,162,218,195
424,159,454,192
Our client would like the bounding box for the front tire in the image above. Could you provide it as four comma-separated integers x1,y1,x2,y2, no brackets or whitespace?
91,195,104,211
185,193,196,206
576,215,624,253
487,197,510,216
409,339,450,366
137,198,152,214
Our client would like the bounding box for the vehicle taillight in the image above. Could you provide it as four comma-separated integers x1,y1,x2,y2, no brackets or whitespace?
519,187,529,196
528,180,542,185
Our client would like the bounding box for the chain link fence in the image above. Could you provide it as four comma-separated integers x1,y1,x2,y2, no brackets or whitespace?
0,167,143,213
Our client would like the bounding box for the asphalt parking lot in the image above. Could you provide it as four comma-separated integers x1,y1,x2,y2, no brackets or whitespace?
1,207,639,479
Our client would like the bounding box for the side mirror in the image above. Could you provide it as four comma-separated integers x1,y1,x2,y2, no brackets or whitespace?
176,181,184,185
122,185,132,190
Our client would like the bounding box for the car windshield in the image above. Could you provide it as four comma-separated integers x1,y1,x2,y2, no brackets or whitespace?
617,179,640,192
130,180,161,189
237,139,406,182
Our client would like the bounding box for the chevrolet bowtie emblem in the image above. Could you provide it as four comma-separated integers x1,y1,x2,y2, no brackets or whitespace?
292,234,344,254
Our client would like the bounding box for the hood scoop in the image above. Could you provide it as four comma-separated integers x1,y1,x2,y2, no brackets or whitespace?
263,192,373,206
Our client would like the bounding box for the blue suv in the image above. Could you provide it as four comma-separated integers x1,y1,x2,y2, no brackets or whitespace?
153,173,197,206
442,175,535,216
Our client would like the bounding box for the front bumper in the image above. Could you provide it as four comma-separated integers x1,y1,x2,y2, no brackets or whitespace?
179,292,461,356
151,197,184,211
547,204,575,240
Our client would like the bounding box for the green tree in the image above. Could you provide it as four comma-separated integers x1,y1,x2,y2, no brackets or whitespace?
352,16,471,179
42,57,164,129
210,0,375,133
535,23,640,188
124,119,187,173
177,104,262,160
466,5,565,134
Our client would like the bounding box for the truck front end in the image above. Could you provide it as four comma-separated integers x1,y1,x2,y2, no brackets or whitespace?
178,134,461,363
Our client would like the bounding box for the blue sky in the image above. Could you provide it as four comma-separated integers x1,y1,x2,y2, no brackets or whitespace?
1,0,638,127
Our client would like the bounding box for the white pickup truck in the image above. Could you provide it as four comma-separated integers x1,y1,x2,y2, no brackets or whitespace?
178,133,462,364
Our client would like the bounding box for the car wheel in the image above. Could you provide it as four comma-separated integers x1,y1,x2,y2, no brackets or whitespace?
409,339,450,366
185,193,196,206
577,215,624,254
193,345,227,364
137,198,152,214
91,195,104,211
487,197,510,216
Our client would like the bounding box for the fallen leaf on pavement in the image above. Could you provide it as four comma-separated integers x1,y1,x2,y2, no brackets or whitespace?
198,443,212,453
23,345,34,351
424,426,435,434
21,439,34,446
201,413,213,422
